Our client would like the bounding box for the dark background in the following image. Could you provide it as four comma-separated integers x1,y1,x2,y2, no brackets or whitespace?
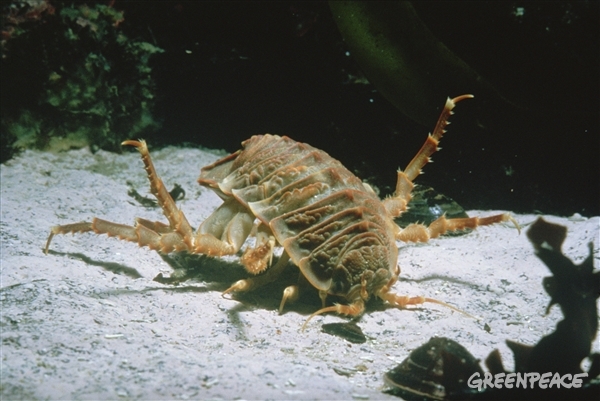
21,1,600,216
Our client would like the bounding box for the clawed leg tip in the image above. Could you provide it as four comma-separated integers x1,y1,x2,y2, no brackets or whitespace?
450,94,475,104
300,320,312,332
121,139,144,148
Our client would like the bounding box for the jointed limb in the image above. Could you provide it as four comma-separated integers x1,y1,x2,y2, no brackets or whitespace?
223,252,290,298
376,265,474,317
383,95,474,217
301,299,365,332
396,212,520,243
45,140,254,258
301,270,373,331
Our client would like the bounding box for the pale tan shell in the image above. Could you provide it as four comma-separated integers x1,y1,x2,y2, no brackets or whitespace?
198,134,398,293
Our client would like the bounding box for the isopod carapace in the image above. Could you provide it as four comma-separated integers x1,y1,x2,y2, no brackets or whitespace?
45,95,519,327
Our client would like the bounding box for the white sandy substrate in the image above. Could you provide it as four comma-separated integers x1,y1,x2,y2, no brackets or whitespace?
1,145,599,400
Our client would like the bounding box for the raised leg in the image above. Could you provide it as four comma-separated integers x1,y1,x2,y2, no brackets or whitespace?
396,212,520,243
383,95,473,217
121,140,194,244
45,140,254,257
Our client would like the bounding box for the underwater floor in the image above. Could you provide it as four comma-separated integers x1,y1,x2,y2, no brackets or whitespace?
1,145,598,400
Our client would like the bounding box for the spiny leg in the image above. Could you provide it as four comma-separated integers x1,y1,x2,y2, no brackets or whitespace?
45,216,189,254
45,222,90,254
396,212,520,243
383,95,473,217
45,140,253,258
125,140,253,256
122,140,254,256
122,140,195,245
45,140,195,254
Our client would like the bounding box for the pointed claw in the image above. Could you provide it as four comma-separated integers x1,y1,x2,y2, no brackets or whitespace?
121,139,144,148
451,94,474,104
301,305,340,332
507,214,521,234
301,300,365,331
222,279,253,298
421,297,478,319
279,285,299,314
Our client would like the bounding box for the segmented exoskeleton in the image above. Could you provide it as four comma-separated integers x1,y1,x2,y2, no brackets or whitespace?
45,95,519,328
